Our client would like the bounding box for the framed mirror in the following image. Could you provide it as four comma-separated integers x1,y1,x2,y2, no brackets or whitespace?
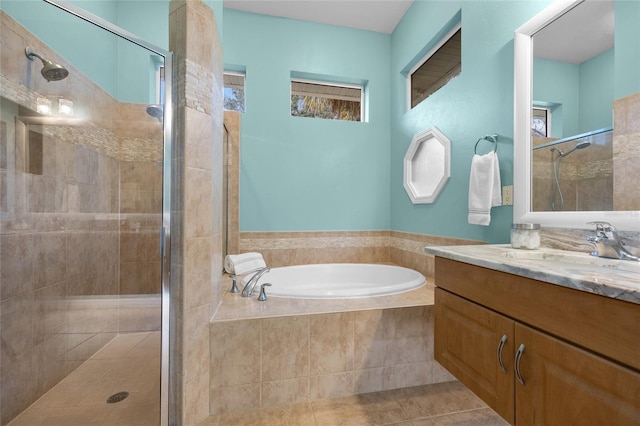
403,126,450,204
514,0,640,231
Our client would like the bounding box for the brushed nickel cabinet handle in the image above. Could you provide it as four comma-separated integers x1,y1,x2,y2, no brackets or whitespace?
514,343,526,385
497,335,508,373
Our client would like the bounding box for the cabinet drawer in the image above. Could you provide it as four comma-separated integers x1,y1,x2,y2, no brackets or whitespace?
435,257,640,372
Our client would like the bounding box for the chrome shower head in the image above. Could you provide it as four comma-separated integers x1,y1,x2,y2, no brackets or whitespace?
562,140,591,157
146,104,163,122
25,47,69,82
551,140,591,158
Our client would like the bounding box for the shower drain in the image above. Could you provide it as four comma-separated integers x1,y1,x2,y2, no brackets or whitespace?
106,391,129,404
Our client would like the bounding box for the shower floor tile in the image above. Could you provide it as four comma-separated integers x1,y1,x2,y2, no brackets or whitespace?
8,331,160,426
201,381,509,426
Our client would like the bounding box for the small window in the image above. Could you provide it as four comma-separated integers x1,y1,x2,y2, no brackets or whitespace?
290,79,363,122
532,107,550,137
408,25,461,109
224,72,245,112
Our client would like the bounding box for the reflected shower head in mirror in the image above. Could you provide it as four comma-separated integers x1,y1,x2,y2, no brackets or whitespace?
146,104,163,122
550,140,591,157
25,47,69,82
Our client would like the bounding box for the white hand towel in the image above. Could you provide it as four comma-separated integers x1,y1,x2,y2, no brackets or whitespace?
224,252,266,275
468,151,502,226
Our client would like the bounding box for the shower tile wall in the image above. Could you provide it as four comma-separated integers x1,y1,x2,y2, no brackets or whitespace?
613,92,640,210
532,134,613,212
0,11,162,424
169,0,225,423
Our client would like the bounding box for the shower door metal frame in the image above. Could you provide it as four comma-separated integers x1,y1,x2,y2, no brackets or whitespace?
42,2,173,425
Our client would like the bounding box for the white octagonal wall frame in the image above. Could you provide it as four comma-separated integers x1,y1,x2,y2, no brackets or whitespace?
403,126,451,204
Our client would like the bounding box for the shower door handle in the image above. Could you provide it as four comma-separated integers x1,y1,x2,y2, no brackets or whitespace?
160,226,166,258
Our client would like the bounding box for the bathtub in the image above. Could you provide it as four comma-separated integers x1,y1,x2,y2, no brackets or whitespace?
243,263,425,299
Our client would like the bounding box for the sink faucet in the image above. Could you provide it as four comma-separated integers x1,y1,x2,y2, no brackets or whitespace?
242,267,270,297
586,222,640,261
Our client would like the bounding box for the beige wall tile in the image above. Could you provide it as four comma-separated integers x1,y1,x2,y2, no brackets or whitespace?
210,384,260,416
261,378,309,407
354,309,396,369
310,312,354,375
184,167,214,239
353,366,396,394
261,316,310,382
210,319,260,388
184,237,213,309
309,372,354,400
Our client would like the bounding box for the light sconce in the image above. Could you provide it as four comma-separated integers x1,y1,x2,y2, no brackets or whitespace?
58,98,73,116
36,97,52,115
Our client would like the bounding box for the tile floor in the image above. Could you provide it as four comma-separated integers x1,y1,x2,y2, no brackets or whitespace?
8,331,160,426
9,331,507,426
201,381,509,426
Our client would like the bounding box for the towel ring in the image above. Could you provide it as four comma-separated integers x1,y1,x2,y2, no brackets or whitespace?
474,134,498,154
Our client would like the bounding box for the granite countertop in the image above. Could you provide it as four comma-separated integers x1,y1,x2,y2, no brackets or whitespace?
424,244,640,305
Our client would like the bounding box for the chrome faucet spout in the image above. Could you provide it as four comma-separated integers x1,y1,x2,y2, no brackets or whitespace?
242,267,271,297
586,222,640,261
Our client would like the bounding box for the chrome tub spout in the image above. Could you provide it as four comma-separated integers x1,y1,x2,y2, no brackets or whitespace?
242,267,271,297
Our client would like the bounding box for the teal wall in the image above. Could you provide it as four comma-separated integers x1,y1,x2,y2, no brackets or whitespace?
389,1,551,244
533,48,614,138
615,0,640,98
533,58,579,137
579,49,614,132
223,9,391,231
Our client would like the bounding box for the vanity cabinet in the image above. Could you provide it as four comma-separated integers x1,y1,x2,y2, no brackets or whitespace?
434,257,640,425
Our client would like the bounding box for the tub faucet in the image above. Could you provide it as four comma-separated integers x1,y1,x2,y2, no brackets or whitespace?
586,222,640,261
242,267,271,297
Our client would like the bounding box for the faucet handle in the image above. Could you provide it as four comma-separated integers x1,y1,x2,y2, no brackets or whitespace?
587,221,616,238
229,275,240,293
258,283,272,301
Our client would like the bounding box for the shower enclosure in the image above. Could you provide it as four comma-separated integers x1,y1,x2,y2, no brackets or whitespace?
0,1,171,424
531,128,614,212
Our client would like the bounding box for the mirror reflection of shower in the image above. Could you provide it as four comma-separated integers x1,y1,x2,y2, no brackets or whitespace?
25,47,69,81
550,140,591,210
146,104,164,122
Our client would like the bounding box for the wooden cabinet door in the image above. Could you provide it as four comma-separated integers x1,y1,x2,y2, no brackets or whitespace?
435,288,515,424
515,323,640,425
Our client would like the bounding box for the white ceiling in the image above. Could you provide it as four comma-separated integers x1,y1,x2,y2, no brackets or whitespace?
533,0,614,64
223,0,614,63
223,0,414,34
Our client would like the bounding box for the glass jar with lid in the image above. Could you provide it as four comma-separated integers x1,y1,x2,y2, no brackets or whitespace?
511,223,541,249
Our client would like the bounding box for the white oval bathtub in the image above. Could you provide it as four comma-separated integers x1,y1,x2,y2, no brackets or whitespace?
243,264,425,299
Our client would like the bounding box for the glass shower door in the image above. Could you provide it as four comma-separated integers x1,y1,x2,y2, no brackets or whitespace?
0,1,171,424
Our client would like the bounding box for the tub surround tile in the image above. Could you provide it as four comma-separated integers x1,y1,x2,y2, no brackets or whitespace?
309,312,354,375
309,372,354,401
262,316,310,382
209,305,451,415
213,280,434,322
209,319,261,388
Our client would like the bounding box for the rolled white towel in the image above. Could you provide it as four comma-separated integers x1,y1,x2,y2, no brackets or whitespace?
224,252,266,275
